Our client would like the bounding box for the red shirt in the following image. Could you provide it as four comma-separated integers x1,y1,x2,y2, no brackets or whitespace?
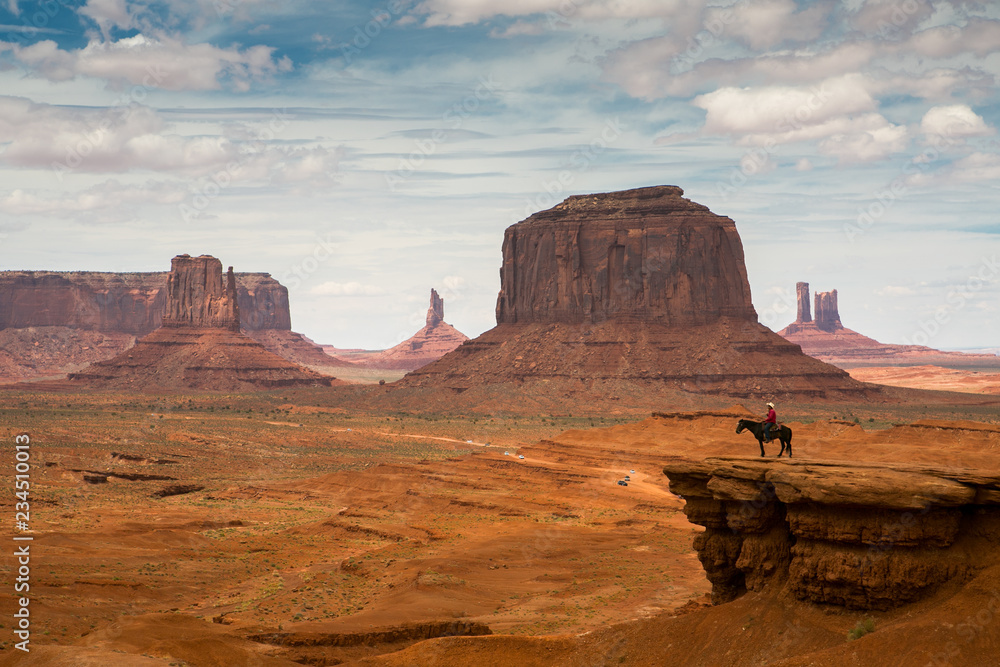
765,408,776,424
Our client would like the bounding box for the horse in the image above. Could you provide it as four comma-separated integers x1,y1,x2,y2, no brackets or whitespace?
736,419,793,458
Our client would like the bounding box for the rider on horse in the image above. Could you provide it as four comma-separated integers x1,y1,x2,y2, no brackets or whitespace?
763,402,777,442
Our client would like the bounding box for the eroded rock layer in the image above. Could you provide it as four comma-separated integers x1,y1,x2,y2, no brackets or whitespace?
663,456,1000,609
496,185,757,326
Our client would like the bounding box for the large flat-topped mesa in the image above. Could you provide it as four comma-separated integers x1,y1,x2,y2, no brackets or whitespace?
496,185,757,326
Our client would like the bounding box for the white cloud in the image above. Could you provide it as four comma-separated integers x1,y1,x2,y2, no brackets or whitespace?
691,74,911,162
416,0,704,26
905,19,1000,58
80,0,133,39
818,122,909,163
693,75,876,136
0,179,188,222
6,34,291,91
0,96,341,182
920,104,994,140
720,0,831,50
947,152,1000,182
870,68,994,101
850,0,933,37
607,40,879,100
311,281,386,296
489,20,547,38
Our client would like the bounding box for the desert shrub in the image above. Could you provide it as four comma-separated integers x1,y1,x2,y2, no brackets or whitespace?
847,617,875,640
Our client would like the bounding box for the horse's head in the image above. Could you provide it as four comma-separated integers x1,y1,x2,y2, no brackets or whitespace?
736,419,745,434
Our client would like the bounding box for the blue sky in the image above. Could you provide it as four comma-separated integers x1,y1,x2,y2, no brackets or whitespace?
1,0,999,350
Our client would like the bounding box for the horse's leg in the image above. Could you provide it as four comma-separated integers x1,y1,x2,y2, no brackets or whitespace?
758,437,765,457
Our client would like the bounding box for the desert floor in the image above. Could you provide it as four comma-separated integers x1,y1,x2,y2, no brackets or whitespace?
1,386,999,665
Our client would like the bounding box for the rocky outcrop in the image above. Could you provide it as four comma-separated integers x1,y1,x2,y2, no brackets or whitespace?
779,283,1000,368
69,255,334,391
398,186,870,402
495,185,757,326
427,288,444,326
350,289,469,371
0,269,291,334
663,456,1000,609
813,289,840,330
161,255,240,330
795,282,811,322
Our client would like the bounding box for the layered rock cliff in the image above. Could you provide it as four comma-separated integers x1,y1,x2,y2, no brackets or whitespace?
69,255,334,391
495,185,757,326
398,186,870,403
0,269,290,334
663,454,1000,610
779,283,1000,368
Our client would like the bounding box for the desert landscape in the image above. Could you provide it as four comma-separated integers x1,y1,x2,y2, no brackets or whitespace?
4,3,1000,665
3,186,1000,666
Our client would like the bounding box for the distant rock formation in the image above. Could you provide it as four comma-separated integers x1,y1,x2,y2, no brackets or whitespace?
0,269,289,333
795,281,811,322
340,289,469,371
69,255,334,391
813,288,840,330
395,186,869,402
663,451,1000,609
427,288,444,326
779,283,1000,368
0,266,347,381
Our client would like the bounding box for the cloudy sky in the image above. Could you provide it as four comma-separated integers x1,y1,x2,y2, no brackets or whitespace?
1,0,998,350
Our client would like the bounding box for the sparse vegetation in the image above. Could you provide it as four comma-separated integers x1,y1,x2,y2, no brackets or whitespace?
847,617,875,640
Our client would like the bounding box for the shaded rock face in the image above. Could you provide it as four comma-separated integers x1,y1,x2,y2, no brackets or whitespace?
795,282,811,323
495,186,757,326
0,270,290,333
663,457,1000,609
161,255,240,331
813,289,840,331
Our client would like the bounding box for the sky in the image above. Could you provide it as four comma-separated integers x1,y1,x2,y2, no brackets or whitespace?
1,0,998,351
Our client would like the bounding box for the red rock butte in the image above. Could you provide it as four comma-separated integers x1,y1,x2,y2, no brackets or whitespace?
495,185,757,326
398,186,871,402
69,255,334,391
779,282,1000,369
